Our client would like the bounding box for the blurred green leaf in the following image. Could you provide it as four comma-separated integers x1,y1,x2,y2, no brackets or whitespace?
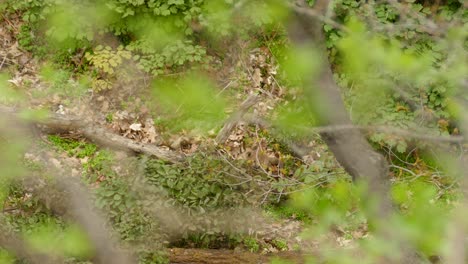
152,73,226,132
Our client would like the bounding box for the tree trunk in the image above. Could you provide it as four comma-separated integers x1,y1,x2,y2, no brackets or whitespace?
287,0,392,218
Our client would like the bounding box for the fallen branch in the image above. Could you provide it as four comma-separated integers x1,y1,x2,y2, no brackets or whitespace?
0,105,184,163
168,248,308,264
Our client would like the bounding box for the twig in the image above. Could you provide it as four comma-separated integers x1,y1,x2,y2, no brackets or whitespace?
288,1,349,33
216,94,259,144
0,55,8,70
244,115,465,144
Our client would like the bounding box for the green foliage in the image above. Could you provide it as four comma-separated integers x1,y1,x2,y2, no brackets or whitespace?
152,74,226,132
271,239,288,251
5,0,289,77
288,174,456,261
330,14,466,152
47,135,114,185
93,172,162,246
276,46,321,86
3,0,210,75
137,249,169,264
2,0,49,23
273,98,319,137
3,186,94,261
105,113,114,123
374,3,398,23
293,180,366,229
390,180,452,256
130,40,207,76
4,181,48,221
17,25,36,52
264,203,312,224
243,236,260,252
85,45,133,91
86,45,132,75
2,0,467,262
48,135,97,158
39,64,89,97
47,136,166,261
26,223,93,258
0,250,15,264
145,155,249,209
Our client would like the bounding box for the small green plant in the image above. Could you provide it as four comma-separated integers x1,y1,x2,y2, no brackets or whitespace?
264,204,312,224
85,45,133,91
243,236,260,252
138,249,169,264
130,40,208,76
105,113,114,123
40,64,88,97
0,250,14,264
17,25,35,52
271,239,288,251
47,135,97,158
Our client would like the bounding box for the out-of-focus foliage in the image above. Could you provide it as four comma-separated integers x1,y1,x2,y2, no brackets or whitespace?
2,0,292,80
330,1,466,153
128,40,208,76
152,74,226,132
1,0,468,263
85,45,133,91
26,223,93,258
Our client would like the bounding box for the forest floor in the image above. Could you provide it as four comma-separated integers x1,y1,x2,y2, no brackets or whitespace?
0,11,457,264
0,13,353,261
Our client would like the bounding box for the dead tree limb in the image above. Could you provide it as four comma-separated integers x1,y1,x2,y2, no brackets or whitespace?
0,105,183,163
168,248,308,264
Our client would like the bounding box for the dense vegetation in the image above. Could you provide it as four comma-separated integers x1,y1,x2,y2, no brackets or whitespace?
0,0,467,263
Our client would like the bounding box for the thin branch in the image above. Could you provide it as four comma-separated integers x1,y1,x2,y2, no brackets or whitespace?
288,1,349,33
216,94,259,144
244,115,465,144
28,149,137,264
